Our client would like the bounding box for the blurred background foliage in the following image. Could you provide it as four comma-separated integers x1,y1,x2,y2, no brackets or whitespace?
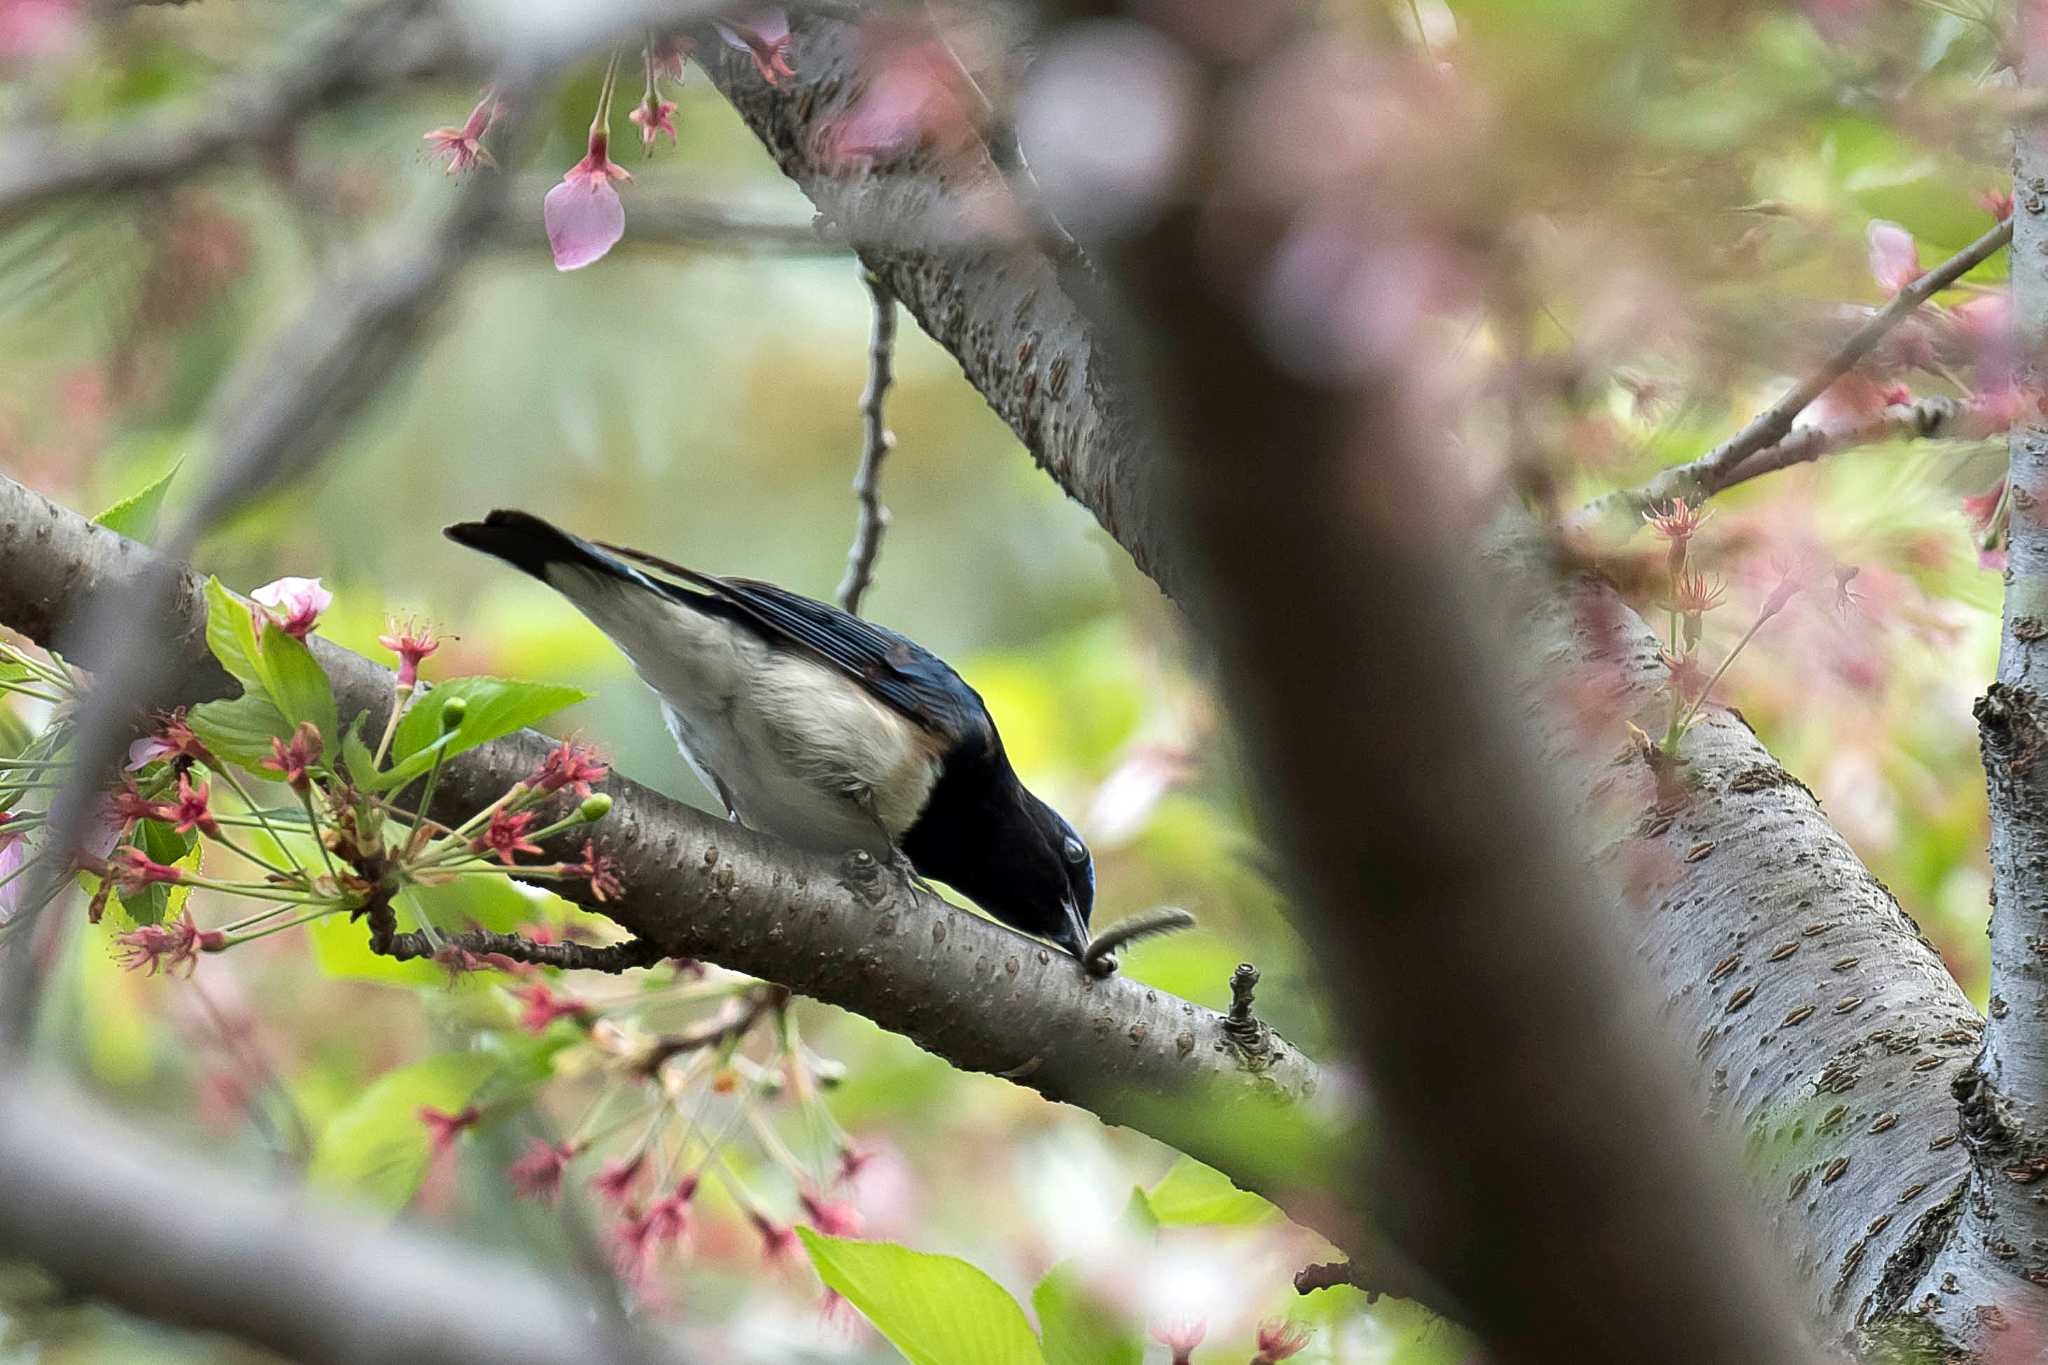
0,0,2029,1360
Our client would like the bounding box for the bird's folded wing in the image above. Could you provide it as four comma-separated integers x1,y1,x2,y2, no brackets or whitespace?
598,541,994,753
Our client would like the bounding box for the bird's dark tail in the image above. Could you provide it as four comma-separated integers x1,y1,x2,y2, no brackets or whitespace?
444,509,624,583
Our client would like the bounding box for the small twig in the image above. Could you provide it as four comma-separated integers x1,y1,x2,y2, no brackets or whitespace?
639,986,776,1074
1592,216,2013,522
1082,904,1196,977
1712,394,1993,490
1292,1252,1451,1311
381,926,668,974
836,269,899,615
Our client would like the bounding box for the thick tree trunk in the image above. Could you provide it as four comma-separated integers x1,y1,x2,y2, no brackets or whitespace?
1909,102,2048,1351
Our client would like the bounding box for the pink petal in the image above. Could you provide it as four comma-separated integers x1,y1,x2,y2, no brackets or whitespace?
250,576,331,616
0,835,24,920
126,737,174,771
544,179,625,271
1866,220,1921,294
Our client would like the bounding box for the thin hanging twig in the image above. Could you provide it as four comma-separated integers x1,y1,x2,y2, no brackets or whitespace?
836,268,899,615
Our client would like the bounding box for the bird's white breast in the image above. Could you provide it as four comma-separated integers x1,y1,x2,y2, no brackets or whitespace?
544,563,942,857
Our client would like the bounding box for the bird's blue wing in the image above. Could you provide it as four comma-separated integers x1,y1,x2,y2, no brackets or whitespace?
598,542,995,751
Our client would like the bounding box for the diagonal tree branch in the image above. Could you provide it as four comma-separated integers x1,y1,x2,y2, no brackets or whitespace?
1593,216,2013,524
0,471,1333,1238
0,1076,660,1365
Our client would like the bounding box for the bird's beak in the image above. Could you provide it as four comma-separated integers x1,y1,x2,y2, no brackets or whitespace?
1054,897,1090,961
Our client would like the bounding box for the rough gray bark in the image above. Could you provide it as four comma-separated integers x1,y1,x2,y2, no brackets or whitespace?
0,471,1324,1227
1529,569,1986,1350
1907,107,2048,1350
691,12,2034,1353
698,20,1180,593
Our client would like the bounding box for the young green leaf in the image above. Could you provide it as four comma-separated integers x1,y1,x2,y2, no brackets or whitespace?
202,577,266,691
338,712,381,787
1033,1261,1141,1365
187,693,293,770
1141,1157,1282,1228
308,1052,500,1212
93,462,180,545
799,1231,1047,1365
254,627,337,745
378,677,588,791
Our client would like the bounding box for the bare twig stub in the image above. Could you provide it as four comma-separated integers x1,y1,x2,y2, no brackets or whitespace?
837,269,899,615
381,928,670,974
1594,215,2013,522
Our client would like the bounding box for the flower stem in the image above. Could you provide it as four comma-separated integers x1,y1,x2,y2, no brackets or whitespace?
1676,612,1771,736
214,766,311,877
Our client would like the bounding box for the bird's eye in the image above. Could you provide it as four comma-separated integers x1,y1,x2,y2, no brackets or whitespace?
1063,836,1087,864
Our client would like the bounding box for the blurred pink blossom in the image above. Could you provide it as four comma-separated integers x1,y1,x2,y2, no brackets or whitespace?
0,831,25,923
649,33,695,83
716,10,794,85
507,1139,577,1202
820,27,978,166
0,0,79,59
423,93,498,175
1085,743,1195,846
629,96,679,152
1150,1317,1207,1364
1865,220,1921,295
1799,0,1877,40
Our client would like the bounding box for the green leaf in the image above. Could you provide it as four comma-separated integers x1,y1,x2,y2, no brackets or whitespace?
254,627,337,745
202,577,265,690
800,1231,1047,1365
187,693,292,771
1033,1261,1140,1365
201,576,336,744
93,462,179,545
379,677,587,791
339,712,381,787
1140,1157,1281,1228
308,1052,499,1212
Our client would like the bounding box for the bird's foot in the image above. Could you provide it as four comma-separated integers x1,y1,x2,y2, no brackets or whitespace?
887,849,941,901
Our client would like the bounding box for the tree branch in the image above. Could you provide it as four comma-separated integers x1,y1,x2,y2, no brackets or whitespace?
1913,80,2048,1347
0,470,1332,1242
1593,216,2013,523
0,1075,658,1365
0,0,458,231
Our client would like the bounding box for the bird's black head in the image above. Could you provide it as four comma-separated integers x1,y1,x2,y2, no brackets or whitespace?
901,772,1095,961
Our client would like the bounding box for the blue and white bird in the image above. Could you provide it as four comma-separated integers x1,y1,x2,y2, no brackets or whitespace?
445,510,1097,959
